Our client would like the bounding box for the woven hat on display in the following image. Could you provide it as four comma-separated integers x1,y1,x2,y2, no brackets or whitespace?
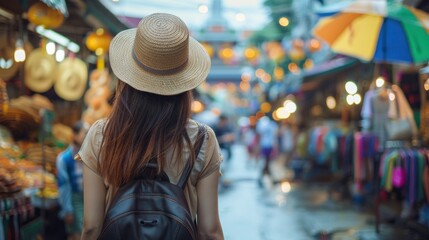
25,49,56,93
52,123,74,144
54,58,88,101
0,35,20,81
109,13,211,96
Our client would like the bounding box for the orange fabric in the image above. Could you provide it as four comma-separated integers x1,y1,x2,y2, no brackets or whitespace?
313,13,362,44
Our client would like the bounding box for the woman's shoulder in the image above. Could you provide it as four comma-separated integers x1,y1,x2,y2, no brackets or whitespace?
188,119,223,180
82,119,108,152
92,118,108,131
187,119,216,141
86,119,107,140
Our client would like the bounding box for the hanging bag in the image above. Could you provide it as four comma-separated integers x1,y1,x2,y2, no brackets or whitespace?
386,88,414,141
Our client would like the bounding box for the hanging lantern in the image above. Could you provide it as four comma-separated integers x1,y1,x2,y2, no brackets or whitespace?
264,41,283,54
86,29,112,70
304,59,314,69
288,63,300,74
268,47,285,64
292,39,304,49
28,2,64,29
289,48,305,62
218,44,234,63
85,28,112,53
244,46,260,62
201,43,214,58
274,66,284,81
307,39,321,53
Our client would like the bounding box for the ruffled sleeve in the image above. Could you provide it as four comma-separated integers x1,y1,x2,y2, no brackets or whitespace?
77,119,106,175
195,125,223,180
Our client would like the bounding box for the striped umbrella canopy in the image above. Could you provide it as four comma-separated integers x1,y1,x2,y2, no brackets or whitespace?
313,0,429,64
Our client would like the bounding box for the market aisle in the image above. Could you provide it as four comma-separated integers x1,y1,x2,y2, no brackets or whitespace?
218,145,426,240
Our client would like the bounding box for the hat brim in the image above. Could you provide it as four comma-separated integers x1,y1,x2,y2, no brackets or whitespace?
25,49,56,93
54,58,88,101
109,28,211,96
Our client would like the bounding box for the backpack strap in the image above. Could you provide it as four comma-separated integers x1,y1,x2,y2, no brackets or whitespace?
177,124,206,189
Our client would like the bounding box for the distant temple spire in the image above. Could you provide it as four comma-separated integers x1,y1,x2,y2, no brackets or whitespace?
211,0,223,19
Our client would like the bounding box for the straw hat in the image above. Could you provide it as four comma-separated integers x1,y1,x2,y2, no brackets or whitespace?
109,13,211,96
25,49,56,93
0,35,20,81
54,58,88,101
52,123,74,144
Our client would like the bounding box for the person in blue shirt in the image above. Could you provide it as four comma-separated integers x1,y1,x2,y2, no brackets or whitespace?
256,116,278,185
56,121,88,240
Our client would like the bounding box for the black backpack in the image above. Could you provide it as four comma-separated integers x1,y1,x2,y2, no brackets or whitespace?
98,125,206,240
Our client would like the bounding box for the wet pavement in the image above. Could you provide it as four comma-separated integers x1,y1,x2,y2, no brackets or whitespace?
218,145,427,240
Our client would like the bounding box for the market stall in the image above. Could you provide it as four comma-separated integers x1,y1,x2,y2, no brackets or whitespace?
313,0,429,234
0,0,121,238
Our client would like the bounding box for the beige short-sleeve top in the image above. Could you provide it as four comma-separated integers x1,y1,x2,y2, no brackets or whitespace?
78,118,223,220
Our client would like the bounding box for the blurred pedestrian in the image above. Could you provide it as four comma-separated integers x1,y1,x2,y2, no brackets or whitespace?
278,120,296,167
213,115,235,162
56,121,88,240
256,116,278,184
243,124,259,165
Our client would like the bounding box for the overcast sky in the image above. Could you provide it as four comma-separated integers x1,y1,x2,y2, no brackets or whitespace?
100,0,270,31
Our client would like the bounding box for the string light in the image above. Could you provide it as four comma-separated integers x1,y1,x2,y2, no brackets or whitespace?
46,42,56,55
236,13,246,22
241,72,252,82
326,96,336,109
283,100,297,113
376,77,385,88
345,81,358,95
353,94,362,105
14,40,26,62
260,102,272,113
198,4,209,14
279,17,289,27
191,100,204,113
276,107,290,119
255,68,265,78
55,48,65,62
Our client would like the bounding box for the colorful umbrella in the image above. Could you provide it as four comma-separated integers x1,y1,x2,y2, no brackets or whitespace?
313,0,429,64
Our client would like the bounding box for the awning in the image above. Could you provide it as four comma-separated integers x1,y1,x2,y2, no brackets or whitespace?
207,65,242,83
300,57,360,92
303,57,358,80
84,0,128,35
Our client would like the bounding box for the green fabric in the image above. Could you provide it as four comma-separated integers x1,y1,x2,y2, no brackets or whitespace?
66,193,84,234
388,5,429,63
20,218,43,240
380,153,388,188
385,153,395,192
414,111,421,129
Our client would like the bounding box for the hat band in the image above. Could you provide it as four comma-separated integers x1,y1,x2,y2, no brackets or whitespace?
132,51,188,76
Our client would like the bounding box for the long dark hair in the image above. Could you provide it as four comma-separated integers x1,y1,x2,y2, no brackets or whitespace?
99,81,194,187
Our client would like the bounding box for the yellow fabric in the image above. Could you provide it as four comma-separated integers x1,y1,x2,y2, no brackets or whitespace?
331,14,383,61
97,54,105,70
385,154,395,192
